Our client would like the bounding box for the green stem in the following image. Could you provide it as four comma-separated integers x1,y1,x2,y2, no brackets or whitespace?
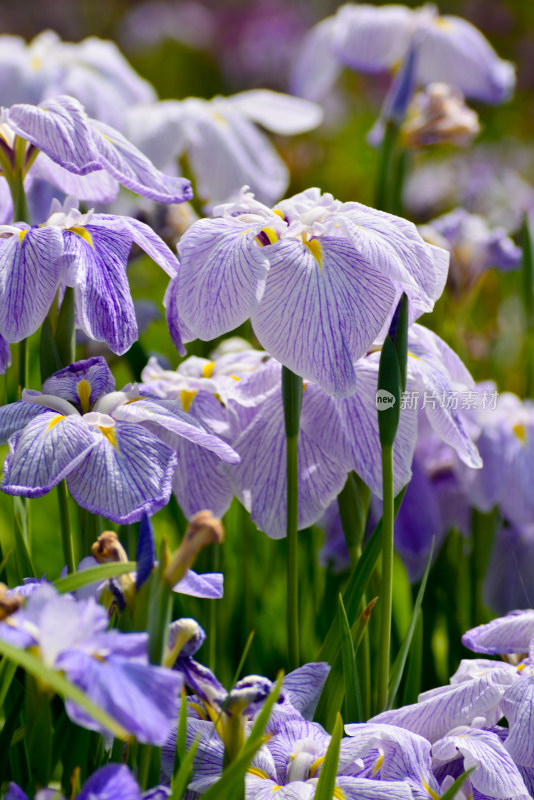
57,480,76,574
18,339,28,398
376,444,394,713
208,542,219,672
375,121,398,213
282,366,303,671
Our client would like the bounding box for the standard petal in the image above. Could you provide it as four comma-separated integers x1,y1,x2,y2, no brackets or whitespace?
1,413,98,497
6,95,100,174
66,421,176,523
43,357,116,410
251,237,396,397
333,4,413,73
63,225,138,355
0,227,64,342
462,610,534,655
282,663,330,720
170,217,270,341
224,90,323,134
89,117,192,204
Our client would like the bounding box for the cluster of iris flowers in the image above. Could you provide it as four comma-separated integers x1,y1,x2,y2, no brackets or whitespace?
0,2,533,799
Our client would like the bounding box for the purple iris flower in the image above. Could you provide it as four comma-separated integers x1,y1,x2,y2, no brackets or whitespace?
0,357,239,523
420,208,522,295
0,31,156,128
0,196,179,351
484,523,534,615
292,3,515,105
165,186,448,397
0,584,182,744
1,94,192,206
126,90,323,207
6,763,170,800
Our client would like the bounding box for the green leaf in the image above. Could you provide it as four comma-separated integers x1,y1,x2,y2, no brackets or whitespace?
0,638,129,740
53,561,137,593
401,609,423,707
521,214,534,324
200,672,283,800
0,656,18,708
387,539,434,709
317,487,406,667
0,678,24,781
13,496,36,580
440,768,475,800
171,736,200,799
314,712,343,800
339,594,363,724
281,366,303,438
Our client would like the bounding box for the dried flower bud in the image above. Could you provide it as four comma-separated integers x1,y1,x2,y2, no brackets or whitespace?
164,511,224,587
91,531,129,564
0,583,23,620
401,83,480,149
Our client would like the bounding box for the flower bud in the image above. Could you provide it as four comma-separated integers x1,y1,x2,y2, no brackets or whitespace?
164,511,224,587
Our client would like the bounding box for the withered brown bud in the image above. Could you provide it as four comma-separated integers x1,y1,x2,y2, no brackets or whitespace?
91,531,129,564
0,583,23,621
164,511,224,587
401,83,480,149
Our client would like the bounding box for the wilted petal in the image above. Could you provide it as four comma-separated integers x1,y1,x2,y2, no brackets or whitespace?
6,95,100,174
1,413,98,497
252,237,396,397
89,117,192,204
43,357,116,410
63,224,137,355
66,421,176,523
172,217,270,341
224,90,323,134
57,649,182,744
0,227,63,342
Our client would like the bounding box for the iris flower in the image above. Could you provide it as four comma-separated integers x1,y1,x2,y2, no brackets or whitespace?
0,584,182,744
0,196,180,351
0,357,239,523
292,3,515,105
166,186,448,397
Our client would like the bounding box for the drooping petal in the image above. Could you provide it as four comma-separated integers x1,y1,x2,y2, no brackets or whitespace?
89,117,192,204
1,413,99,497
136,512,156,591
77,764,141,800
462,610,534,655
290,16,343,102
502,672,534,767
66,421,176,523
57,649,182,745
63,224,137,355
6,95,100,174
332,4,413,74
0,401,49,445
32,152,119,203
224,90,323,135
171,217,270,341
93,214,180,277
229,383,350,538
371,659,518,742
251,237,396,397
282,663,330,720
0,227,64,342
43,357,116,411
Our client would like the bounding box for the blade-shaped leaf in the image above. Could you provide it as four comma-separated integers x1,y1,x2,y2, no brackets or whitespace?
53,561,136,593
314,712,343,800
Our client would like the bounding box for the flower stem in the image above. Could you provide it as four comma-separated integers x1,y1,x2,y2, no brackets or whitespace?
282,366,302,671
376,444,394,713
18,339,27,398
375,121,398,212
57,480,76,574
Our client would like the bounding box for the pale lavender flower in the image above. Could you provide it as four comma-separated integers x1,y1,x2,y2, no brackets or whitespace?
0,584,182,744
0,357,239,523
166,186,448,397
292,3,515,105
126,91,322,207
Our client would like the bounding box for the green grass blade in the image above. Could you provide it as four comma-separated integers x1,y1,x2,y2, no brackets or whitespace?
314,712,343,800
401,609,423,707
387,540,433,710
338,594,362,725
440,768,475,800
53,561,136,593
0,638,129,740
200,672,283,800
171,736,200,799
